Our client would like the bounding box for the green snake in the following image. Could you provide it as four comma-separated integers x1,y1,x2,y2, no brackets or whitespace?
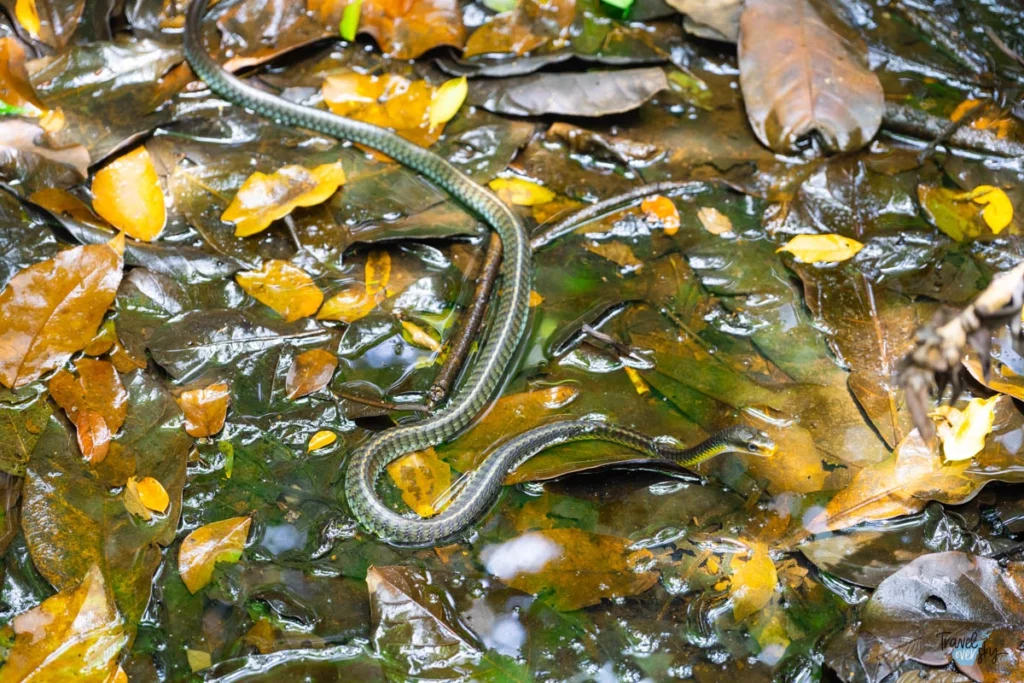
183,0,777,546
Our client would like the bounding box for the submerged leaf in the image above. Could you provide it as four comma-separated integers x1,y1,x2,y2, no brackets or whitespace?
641,195,680,235
0,235,123,389
312,0,465,59
1,565,127,682
223,162,346,237
934,396,997,462
235,260,324,323
918,184,1017,242
286,349,338,399
471,68,668,117
738,0,883,152
176,383,230,438
776,234,864,263
729,543,777,621
489,176,555,206
318,250,392,324
385,447,451,517
178,516,251,594
91,146,166,242
463,0,575,57
481,529,659,610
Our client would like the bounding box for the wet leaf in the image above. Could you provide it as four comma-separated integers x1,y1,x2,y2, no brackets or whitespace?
317,251,392,324
918,184,1017,242
339,0,361,40
178,516,252,594
0,565,127,682
668,0,741,41
584,241,643,271
48,358,128,438
176,382,230,438
729,543,778,621
222,162,346,237
367,565,529,680
312,0,465,59
0,119,89,193
463,0,575,57
481,529,659,610
935,396,998,462
0,387,51,476
74,408,111,464
399,320,441,352
14,0,41,38
429,76,468,132
697,206,734,235
969,186,1013,232
0,235,123,389
858,552,1024,683
124,475,168,521
641,195,680,235
385,447,451,518
236,260,324,323
489,176,556,206
91,146,166,241
776,234,864,263
470,67,668,117
186,649,211,673
738,0,884,152
0,37,44,115
307,430,337,452
286,349,338,399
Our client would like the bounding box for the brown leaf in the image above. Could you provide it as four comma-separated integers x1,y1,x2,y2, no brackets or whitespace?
235,260,324,323
285,349,338,399
463,0,574,58
91,146,166,242
176,383,230,438
668,0,742,42
481,529,659,610
311,0,466,60
738,0,883,152
178,516,251,593
74,408,111,465
0,119,89,191
0,235,123,389
0,36,44,114
47,358,128,436
2,565,128,683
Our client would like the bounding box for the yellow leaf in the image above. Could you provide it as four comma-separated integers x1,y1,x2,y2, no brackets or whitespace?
966,185,1013,233
123,476,152,521
135,476,169,514
528,290,544,307
186,649,211,673
697,206,734,235
222,162,346,237
429,76,467,132
14,0,40,39
317,250,392,324
776,234,864,264
91,147,167,242
400,320,441,351
308,430,337,452
176,383,230,438
235,260,323,322
178,516,251,594
489,177,556,206
640,195,680,235
364,249,391,294
936,395,998,462
323,73,442,150
623,366,649,395
729,543,777,621
386,447,452,517
2,565,127,682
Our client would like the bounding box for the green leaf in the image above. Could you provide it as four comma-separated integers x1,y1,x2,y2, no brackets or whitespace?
340,0,362,41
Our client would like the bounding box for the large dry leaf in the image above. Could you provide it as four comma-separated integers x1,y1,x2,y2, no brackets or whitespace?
311,0,466,59
737,0,883,152
0,565,128,682
0,235,123,389
480,529,659,611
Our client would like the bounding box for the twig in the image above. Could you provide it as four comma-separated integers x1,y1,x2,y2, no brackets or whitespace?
882,102,1024,158
900,261,1024,440
915,98,989,163
426,232,503,408
984,26,1024,70
336,389,429,413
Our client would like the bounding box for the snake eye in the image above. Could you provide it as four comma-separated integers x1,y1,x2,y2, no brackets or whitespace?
747,443,760,452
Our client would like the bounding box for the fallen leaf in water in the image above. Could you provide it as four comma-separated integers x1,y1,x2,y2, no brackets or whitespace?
0,120,89,193
489,176,555,206
429,76,468,132
311,0,465,59
14,0,41,39
318,250,392,324
2,565,127,682
471,68,668,117
641,195,680,235
934,396,998,462
307,430,337,452
0,235,123,389
386,447,452,517
49,358,127,464
74,409,111,464
964,185,1013,233
0,388,51,477
0,37,44,116
178,516,251,593
463,0,574,57
124,475,168,520
176,383,230,438
91,146,166,242
776,234,864,263
286,349,338,399
236,260,324,323
668,0,742,42
482,529,659,610
400,320,441,352
697,206,734,235
918,184,1016,241
222,162,346,237
729,542,778,621
584,241,644,271
738,0,883,152
186,649,212,673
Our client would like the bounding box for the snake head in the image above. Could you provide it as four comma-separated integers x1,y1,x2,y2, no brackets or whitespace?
726,426,777,457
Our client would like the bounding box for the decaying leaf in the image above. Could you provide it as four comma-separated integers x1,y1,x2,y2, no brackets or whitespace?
1,565,128,683
0,387,51,476
400,320,441,351
91,146,166,242
738,0,884,152
386,447,452,517
0,235,123,389
481,529,659,610
918,184,1016,242
729,542,778,621
463,0,574,57
318,250,392,324
697,206,734,235
776,234,864,263
285,349,338,399
178,516,251,594
641,195,680,235
310,0,466,59
176,382,230,438
236,260,324,323
222,162,346,237
48,358,128,454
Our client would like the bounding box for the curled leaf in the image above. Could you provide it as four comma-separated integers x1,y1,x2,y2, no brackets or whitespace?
776,234,864,264
178,516,251,593
317,250,392,324
235,260,324,323
222,162,346,237
176,383,230,438
14,0,41,39
965,185,1013,233
75,409,111,465
91,147,166,242
286,349,339,399
124,475,169,520
399,320,441,352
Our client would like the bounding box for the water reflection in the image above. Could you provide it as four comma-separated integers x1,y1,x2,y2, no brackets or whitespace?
480,533,562,580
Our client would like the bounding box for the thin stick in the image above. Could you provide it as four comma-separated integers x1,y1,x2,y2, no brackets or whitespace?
984,26,1024,69
427,232,504,408
915,98,989,163
882,102,1024,158
336,389,429,413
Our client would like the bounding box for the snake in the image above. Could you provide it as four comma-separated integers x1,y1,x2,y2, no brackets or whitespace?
183,0,777,546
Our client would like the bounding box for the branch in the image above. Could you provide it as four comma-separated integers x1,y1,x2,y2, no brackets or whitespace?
900,261,1024,439
883,102,1024,158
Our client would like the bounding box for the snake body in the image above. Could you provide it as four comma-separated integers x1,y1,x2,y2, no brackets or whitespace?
183,1,775,545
